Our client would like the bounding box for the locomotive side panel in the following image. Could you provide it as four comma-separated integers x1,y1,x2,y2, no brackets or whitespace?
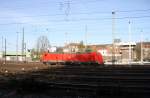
41,52,104,65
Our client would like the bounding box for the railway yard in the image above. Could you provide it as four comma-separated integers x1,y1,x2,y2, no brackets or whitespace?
1,0,150,97
0,62,150,98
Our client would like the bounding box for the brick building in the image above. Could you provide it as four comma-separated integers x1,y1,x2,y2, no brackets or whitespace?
88,44,122,63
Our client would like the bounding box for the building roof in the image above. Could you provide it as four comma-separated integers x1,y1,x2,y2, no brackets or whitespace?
116,42,136,46
136,42,150,45
66,43,81,46
88,44,111,46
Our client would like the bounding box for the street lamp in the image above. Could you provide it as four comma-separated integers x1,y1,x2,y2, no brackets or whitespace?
112,11,116,65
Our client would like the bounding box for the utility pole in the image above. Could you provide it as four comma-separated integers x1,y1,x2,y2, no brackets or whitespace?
24,43,26,63
128,21,132,65
1,36,3,63
65,32,68,46
4,38,6,64
22,28,24,62
65,32,71,52
141,30,143,64
85,25,88,50
112,11,115,65
1,36,3,52
16,32,19,62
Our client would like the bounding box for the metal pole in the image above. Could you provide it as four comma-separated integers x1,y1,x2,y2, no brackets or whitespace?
2,36,3,64
16,32,19,62
128,21,131,65
24,43,26,63
65,32,70,53
141,30,143,64
65,32,67,45
112,11,115,65
85,25,87,50
4,38,6,64
22,28,24,62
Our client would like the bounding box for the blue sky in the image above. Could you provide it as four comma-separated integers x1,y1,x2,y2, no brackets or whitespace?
0,0,150,51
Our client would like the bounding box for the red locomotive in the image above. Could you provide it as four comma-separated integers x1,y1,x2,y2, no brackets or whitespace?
41,52,104,65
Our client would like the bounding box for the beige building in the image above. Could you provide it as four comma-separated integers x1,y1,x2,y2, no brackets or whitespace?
64,43,84,53
0,51,31,62
117,42,136,63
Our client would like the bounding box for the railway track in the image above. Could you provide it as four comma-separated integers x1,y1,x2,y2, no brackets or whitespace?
0,64,150,97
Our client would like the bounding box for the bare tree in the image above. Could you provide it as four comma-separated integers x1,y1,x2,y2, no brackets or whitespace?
78,41,85,52
36,36,50,55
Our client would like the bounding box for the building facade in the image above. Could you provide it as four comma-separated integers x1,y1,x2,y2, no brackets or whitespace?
0,51,31,62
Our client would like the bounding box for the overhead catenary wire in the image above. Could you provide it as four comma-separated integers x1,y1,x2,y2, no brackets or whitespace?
0,9,150,19
1,0,149,13
0,0,105,11
0,15,150,26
